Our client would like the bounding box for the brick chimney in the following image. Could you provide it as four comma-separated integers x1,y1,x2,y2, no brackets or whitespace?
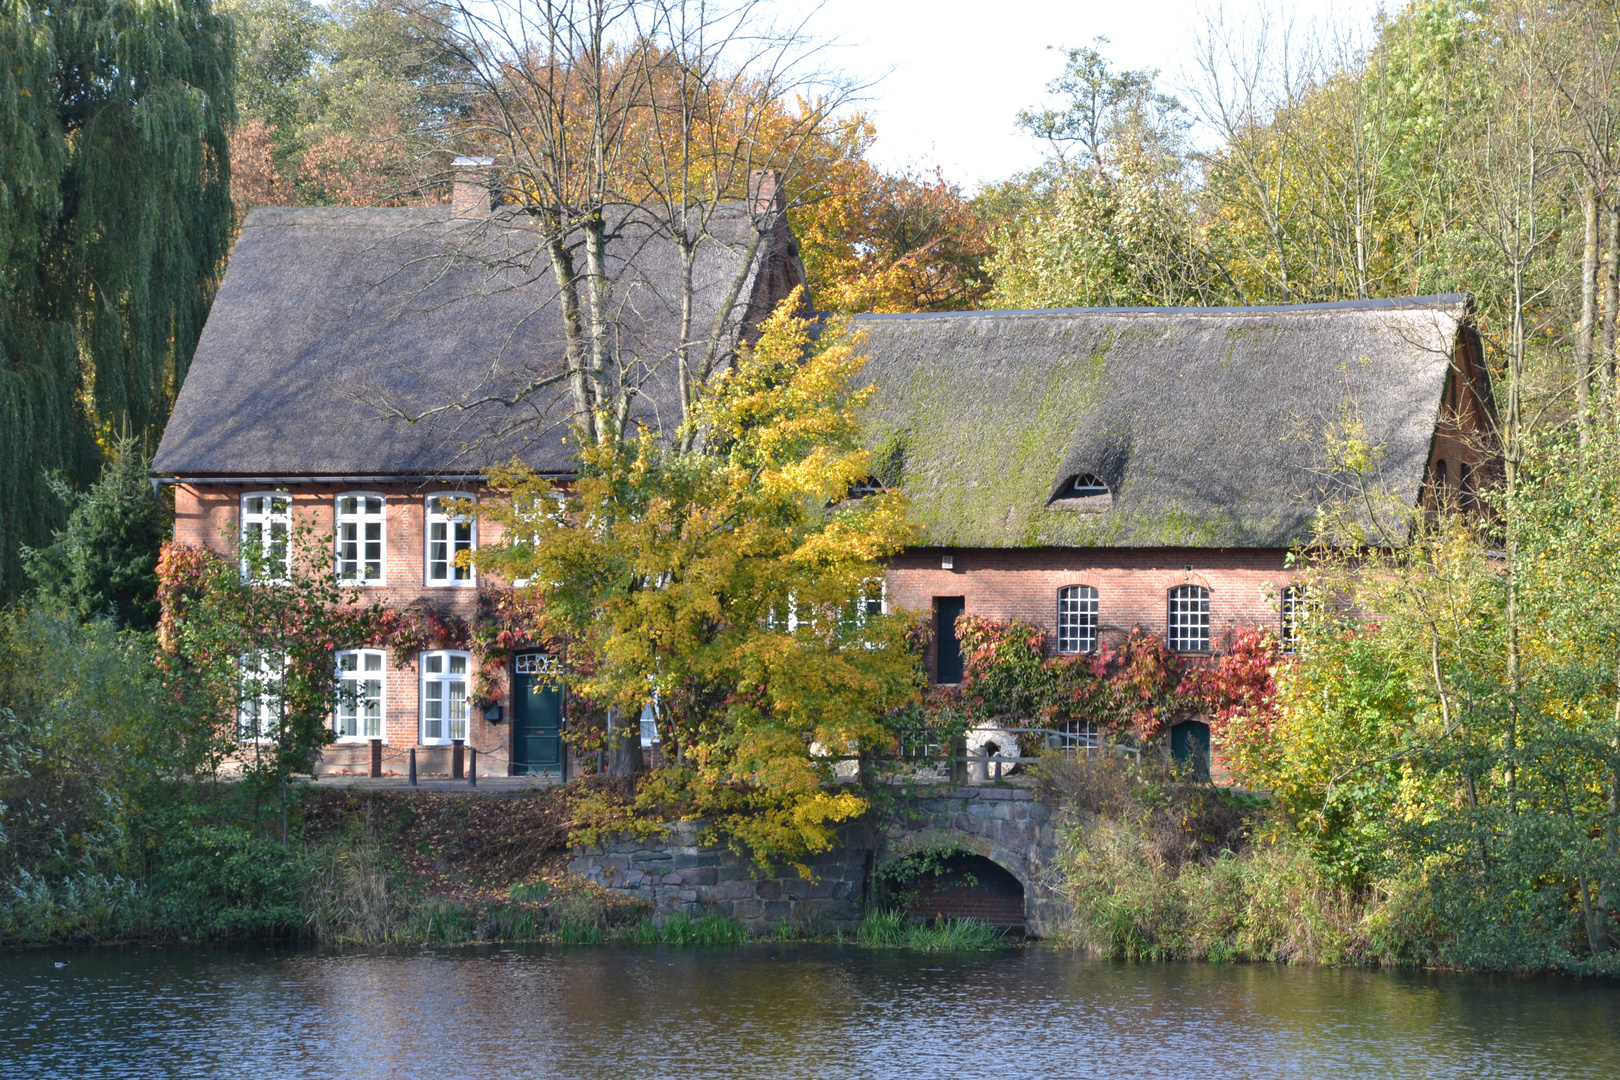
451,157,497,216
748,168,785,214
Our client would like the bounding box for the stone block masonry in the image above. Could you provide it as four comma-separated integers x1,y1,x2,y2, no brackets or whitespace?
568,786,1078,937
568,819,877,933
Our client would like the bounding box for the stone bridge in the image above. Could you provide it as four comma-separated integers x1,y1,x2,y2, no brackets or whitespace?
567,784,1073,937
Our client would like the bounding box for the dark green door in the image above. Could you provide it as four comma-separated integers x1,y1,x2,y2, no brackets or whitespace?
1170,720,1211,782
512,654,563,775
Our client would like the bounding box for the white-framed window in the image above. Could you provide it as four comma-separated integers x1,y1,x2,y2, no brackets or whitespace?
239,651,284,741
1280,585,1305,655
1168,585,1210,652
1065,474,1110,497
421,650,470,744
241,493,291,581
425,494,476,586
1057,585,1099,654
335,494,385,583
335,648,385,740
639,700,661,748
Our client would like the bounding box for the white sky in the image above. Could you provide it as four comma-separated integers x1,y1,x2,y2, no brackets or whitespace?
791,0,1392,189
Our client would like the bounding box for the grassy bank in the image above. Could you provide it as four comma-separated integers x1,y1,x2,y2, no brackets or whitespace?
0,779,1012,951
1037,755,1620,977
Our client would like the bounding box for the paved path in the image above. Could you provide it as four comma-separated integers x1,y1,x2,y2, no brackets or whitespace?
305,774,562,793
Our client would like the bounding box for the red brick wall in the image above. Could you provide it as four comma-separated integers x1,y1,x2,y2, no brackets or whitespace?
172,482,518,774
885,545,1296,681
904,855,1026,932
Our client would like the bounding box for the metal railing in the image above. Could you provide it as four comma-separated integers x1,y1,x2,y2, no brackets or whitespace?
890,725,1141,781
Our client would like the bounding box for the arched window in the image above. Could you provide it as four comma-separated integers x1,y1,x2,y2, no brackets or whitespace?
335,493,385,583
425,493,476,586
1065,474,1109,497
1280,585,1304,654
1057,585,1098,654
1167,584,1209,652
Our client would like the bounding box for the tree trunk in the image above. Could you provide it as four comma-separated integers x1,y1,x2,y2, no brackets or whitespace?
1603,203,1620,422
605,706,644,778
1577,185,1599,445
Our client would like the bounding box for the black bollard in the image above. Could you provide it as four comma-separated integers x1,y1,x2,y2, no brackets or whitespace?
468,746,477,788
409,747,417,786
369,738,382,778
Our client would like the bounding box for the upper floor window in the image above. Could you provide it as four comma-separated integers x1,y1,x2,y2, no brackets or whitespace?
426,494,475,586
421,650,470,744
1168,585,1210,652
241,493,291,581
1280,585,1305,655
335,648,385,740
1057,585,1099,654
336,494,385,583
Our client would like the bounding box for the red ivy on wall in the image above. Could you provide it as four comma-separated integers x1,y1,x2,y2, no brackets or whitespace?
938,614,1284,746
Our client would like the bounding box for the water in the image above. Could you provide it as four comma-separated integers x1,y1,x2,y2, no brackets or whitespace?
1,944,1615,1079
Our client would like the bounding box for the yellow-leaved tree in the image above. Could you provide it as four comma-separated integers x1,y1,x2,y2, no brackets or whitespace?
480,292,921,867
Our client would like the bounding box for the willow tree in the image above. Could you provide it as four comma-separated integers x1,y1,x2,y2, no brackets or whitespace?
0,0,234,598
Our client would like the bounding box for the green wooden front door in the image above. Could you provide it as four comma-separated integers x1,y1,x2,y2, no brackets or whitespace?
511,653,563,775
1170,720,1211,782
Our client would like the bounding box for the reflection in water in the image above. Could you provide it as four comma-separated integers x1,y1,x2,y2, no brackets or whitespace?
0,944,1615,1079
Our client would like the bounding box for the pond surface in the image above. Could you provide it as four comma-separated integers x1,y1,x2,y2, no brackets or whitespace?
1,944,1615,1079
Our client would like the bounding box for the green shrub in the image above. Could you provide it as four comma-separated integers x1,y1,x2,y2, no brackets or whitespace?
151,825,302,937
0,868,150,943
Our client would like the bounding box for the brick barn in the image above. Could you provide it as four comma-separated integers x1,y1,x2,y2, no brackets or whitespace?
153,167,1492,778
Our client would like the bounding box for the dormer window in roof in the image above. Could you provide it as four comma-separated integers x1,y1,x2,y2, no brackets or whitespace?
1050,473,1113,513
847,477,885,498
1067,474,1109,497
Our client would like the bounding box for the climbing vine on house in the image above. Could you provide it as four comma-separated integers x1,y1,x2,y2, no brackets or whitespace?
931,615,1283,758
155,527,567,806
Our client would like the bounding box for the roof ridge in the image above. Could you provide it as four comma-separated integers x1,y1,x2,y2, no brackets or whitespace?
850,294,1471,321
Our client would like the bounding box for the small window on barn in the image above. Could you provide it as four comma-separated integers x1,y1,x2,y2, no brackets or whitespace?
241,493,291,582
425,494,476,586
335,494,385,583
1168,585,1210,653
1066,474,1110,497
1280,585,1305,654
1057,585,1098,654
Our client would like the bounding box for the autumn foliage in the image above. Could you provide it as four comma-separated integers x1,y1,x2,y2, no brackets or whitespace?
940,614,1283,756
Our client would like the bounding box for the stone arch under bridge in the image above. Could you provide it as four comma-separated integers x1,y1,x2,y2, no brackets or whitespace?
567,786,1074,938
877,786,1070,938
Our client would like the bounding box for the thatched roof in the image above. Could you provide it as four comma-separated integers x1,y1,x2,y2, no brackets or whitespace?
155,202,785,477
851,296,1473,549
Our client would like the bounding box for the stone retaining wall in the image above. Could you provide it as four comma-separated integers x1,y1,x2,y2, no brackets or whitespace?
567,819,876,934
568,785,1077,937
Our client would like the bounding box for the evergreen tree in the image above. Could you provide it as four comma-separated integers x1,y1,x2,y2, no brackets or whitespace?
0,0,234,599
23,437,172,630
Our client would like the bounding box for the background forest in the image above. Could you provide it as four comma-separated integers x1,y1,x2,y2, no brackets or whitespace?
5,0,1620,969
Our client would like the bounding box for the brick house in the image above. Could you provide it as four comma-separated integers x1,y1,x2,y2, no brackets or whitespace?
153,168,808,777
154,164,1491,776
852,298,1493,709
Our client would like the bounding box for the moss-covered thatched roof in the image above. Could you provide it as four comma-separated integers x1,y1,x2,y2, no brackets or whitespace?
852,296,1471,549
155,204,782,477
